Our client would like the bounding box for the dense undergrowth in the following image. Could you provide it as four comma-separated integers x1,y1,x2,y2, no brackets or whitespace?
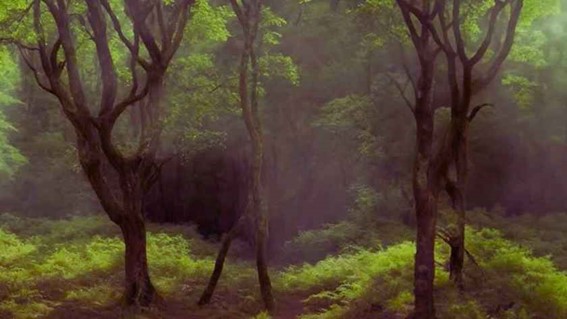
0,212,565,318
0,214,257,318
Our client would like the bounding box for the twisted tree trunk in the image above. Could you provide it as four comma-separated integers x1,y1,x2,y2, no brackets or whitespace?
119,172,157,307
199,0,274,313
15,0,193,312
121,214,156,306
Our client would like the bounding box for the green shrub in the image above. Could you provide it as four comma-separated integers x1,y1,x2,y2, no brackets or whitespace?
468,210,567,269
282,226,567,319
0,213,564,319
37,236,123,280
466,228,567,318
277,241,418,318
0,228,36,265
147,232,217,293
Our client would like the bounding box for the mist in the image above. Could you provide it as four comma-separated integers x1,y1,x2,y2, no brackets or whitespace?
0,0,566,318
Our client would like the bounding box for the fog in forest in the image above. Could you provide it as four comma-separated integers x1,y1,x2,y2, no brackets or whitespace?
0,0,566,318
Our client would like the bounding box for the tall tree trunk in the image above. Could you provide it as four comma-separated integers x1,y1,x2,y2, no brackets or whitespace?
200,0,275,313
254,190,275,312
77,136,158,309
394,1,441,315
119,173,158,308
413,188,438,319
249,35,275,309
120,215,156,307
411,56,438,319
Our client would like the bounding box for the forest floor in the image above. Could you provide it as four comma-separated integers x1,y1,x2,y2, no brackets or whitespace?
0,211,566,319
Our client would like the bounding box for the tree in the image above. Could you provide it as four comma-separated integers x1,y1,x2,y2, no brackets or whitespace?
422,0,524,288
199,0,275,313
396,0,525,316
0,48,26,180
394,1,441,318
7,0,194,309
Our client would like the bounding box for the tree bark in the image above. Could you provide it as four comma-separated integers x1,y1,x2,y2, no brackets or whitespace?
425,0,523,289
412,57,439,319
395,1,441,317
200,0,275,312
118,172,157,307
448,129,467,289
413,191,437,319
120,215,156,307
198,221,241,305
79,141,159,308
255,205,275,312
19,0,194,312
396,0,522,315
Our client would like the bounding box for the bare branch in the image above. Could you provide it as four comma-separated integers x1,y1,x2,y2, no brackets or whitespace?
451,0,466,61
467,103,493,122
34,0,53,76
387,72,415,114
71,13,95,41
125,0,162,64
18,46,54,94
396,0,424,53
109,84,150,126
164,0,194,63
475,0,523,91
229,0,246,27
46,0,89,114
434,0,455,56
86,0,118,116
468,1,507,66
0,37,39,51
100,0,150,70
396,41,418,98
48,37,63,76
156,2,169,50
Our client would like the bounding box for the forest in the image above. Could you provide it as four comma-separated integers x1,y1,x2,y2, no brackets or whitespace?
0,0,566,318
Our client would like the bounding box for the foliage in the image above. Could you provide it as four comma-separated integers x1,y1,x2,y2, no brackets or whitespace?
0,211,565,318
470,210,567,269
464,228,567,318
0,215,255,318
0,228,36,265
0,112,26,179
502,74,538,111
277,226,567,319
0,48,26,179
0,1,566,318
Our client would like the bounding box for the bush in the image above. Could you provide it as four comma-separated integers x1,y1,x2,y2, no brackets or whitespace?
277,241,419,318
0,228,36,265
280,226,567,319
468,210,567,269
466,228,567,318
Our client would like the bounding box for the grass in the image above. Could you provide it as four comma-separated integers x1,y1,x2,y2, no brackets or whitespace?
0,213,257,318
0,213,565,318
